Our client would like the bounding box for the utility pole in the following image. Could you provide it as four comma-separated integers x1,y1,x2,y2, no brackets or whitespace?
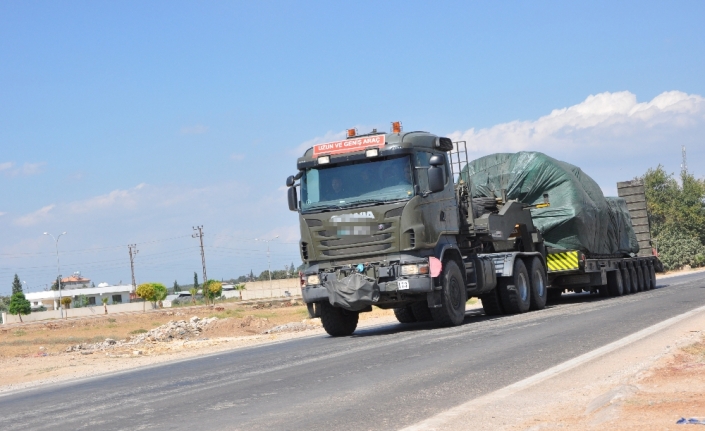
44,232,66,318
681,145,688,178
192,226,208,305
128,244,140,310
255,235,279,297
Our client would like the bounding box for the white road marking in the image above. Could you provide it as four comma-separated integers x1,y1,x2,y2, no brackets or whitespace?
400,303,705,431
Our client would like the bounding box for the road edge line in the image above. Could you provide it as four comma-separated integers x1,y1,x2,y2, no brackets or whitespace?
400,303,705,431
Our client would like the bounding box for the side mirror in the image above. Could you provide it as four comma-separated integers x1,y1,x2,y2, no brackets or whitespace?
428,166,445,193
286,175,295,187
287,186,298,211
429,155,444,166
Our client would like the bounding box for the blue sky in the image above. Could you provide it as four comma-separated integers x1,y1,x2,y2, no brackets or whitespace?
2,1,704,294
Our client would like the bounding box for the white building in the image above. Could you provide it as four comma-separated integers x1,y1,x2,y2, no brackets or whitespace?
25,285,135,310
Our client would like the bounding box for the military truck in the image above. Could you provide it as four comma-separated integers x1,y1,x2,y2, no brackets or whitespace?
286,124,551,336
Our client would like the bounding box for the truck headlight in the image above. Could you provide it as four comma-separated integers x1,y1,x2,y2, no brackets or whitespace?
400,264,429,276
306,274,321,285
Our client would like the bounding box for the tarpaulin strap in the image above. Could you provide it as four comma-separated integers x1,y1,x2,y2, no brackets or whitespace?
547,251,579,272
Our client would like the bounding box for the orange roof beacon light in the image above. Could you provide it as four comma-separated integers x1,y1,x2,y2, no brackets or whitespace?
391,121,402,134
347,128,357,138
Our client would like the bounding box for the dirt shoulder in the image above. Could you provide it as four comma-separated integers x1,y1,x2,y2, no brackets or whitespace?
429,305,705,431
0,301,403,395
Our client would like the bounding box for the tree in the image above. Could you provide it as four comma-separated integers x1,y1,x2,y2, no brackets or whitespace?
101,297,108,314
249,269,254,281
153,283,167,307
203,280,222,304
643,165,705,270
193,272,199,289
12,274,22,294
51,278,60,291
136,283,155,311
9,292,31,322
60,296,72,317
91,282,95,288
173,280,180,292
189,287,197,304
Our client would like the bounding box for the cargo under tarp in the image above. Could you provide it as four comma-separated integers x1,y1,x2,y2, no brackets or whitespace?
462,152,639,257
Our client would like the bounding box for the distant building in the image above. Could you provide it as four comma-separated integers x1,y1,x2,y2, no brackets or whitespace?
26,284,135,311
60,272,91,289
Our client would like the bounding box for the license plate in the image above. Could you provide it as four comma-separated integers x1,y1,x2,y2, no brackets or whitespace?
398,280,410,290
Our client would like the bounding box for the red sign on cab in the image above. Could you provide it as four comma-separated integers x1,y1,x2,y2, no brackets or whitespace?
312,135,386,157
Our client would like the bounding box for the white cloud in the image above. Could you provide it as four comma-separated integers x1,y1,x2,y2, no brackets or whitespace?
0,162,46,177
448,90,705,194
0,211,6,217
230,153,245,161
15,204,55,227
448,91,704,157
180,124,209,135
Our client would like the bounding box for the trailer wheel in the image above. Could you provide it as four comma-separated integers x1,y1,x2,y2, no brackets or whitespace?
430,260,467,326
607,269,624,297
411,301,434,322
528,257,547,310
621,266,632,295
642,263,652,291
629,263,639,294
498,258,531,314
635,262,645,292
320,302,359,336
480,289,504,316
393,306,417,324
649,264,657,289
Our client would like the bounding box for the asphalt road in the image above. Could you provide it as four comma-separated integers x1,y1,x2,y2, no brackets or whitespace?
2,271,705,431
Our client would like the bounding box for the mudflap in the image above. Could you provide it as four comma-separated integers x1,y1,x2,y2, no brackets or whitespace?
323,273,381,312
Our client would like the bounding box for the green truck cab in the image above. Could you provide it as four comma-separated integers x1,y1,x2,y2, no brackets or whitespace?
286,127,548,336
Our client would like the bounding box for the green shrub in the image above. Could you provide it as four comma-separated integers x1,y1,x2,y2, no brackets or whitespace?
655,227,705,271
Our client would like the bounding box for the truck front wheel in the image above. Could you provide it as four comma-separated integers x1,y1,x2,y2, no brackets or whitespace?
430,260,466,327
320,302,359,336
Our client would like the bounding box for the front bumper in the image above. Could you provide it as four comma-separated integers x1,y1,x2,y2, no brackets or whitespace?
301,275,433,304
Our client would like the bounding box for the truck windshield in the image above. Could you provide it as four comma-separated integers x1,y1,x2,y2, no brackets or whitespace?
301,156,414,212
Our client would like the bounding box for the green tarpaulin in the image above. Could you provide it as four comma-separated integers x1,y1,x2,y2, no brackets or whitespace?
462,152,639,257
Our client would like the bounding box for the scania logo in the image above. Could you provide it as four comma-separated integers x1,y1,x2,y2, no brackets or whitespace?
329,211,375,222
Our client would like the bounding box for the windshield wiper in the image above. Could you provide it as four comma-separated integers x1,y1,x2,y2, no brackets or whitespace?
341,197,408,209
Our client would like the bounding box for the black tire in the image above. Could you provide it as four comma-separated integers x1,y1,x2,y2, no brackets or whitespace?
480,289,504,316
642,263,652,290
393,305,417,324
649,264,657,289
635,262,645,292
430,260,467,326
320,302,359,336
547,288,562,303
528,257,548,310
599,283,610,297
621,266,632,295
629,264,639,294
607,269,624,297
411,301,434,322
498,258,531,314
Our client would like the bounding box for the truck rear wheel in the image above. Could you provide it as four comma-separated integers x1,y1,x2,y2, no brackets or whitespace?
393,306,417,324
498,258,531,314
642,263,652,290
411,301,434,322
320,302,359,336
528,257,547,310
635,262,645,292
649,264,657,289
607,269,624,296
629,263,639,294
430,260,466,327
480,289,504,316
621,266,632,295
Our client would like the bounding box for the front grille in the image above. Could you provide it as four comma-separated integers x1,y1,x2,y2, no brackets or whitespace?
322,244,391,256
320,233,391,247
